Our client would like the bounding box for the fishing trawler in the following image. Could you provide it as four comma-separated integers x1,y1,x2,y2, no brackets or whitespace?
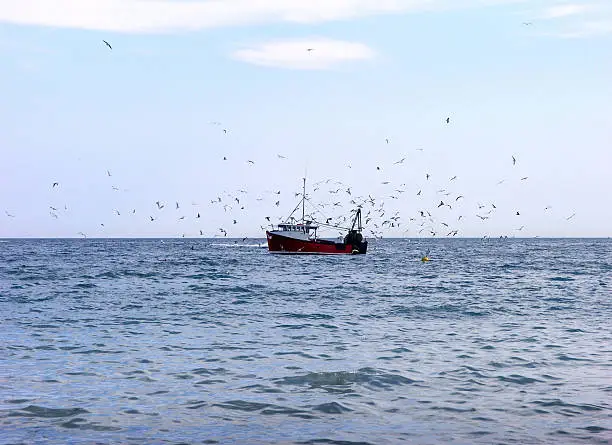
265,179,367,255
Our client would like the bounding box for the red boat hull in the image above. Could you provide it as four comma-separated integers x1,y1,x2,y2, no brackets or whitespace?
266,231,367,255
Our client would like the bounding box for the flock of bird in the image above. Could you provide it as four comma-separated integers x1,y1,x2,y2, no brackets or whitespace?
4,38,577,240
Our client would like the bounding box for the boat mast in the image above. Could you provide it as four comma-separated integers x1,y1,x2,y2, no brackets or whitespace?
301,177,306,223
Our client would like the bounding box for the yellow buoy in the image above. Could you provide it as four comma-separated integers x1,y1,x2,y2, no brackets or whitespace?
421,256,430,262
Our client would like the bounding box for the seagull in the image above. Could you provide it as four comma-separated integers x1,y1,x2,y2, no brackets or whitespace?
456,195,464,201
307,48,315,52
150,216,155,221
49,206,57,211
450,176,457,181
78,232,87,238
566,213,576,220
523,22,533,26
223,129,228,134
106,170,111,177
438,201,444,208
521,177,528,181
197,213,200,218
248,160,255,164
200,230,203,235
394,158,405,164
277,154,286,159
426,173,430,180
417,190,422,196
385,138,390,144
176,202,180,210
156,201,164,210
102,40,112,50
114,209,120,216
512,155,516,165
52,182,59,188
233,219,237,224
445,117,450,124
5,211,15,217
516,211,520,216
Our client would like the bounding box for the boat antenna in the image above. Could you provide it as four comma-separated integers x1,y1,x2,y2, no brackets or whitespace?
302,176,306,223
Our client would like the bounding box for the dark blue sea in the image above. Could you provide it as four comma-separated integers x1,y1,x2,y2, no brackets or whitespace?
1,238,610,445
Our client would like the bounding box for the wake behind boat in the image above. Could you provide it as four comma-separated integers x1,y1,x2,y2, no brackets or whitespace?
265,178,367,255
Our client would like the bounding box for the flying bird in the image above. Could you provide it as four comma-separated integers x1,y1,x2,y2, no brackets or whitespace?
102,40,112,50
394,158,405,164
445,117,450,124
52,182,59,188
512,156,516,165
566,213,576,220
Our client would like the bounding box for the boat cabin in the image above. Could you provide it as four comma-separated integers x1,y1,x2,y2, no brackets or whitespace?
277,222,318,234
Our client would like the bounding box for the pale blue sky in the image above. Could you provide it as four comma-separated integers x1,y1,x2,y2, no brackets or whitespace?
0,0,610,238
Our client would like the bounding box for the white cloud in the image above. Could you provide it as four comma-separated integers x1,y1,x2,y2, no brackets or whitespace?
541,3,593,19
231,38,375,70
537,1,612,37
0,0,430,33
0,0,525,34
